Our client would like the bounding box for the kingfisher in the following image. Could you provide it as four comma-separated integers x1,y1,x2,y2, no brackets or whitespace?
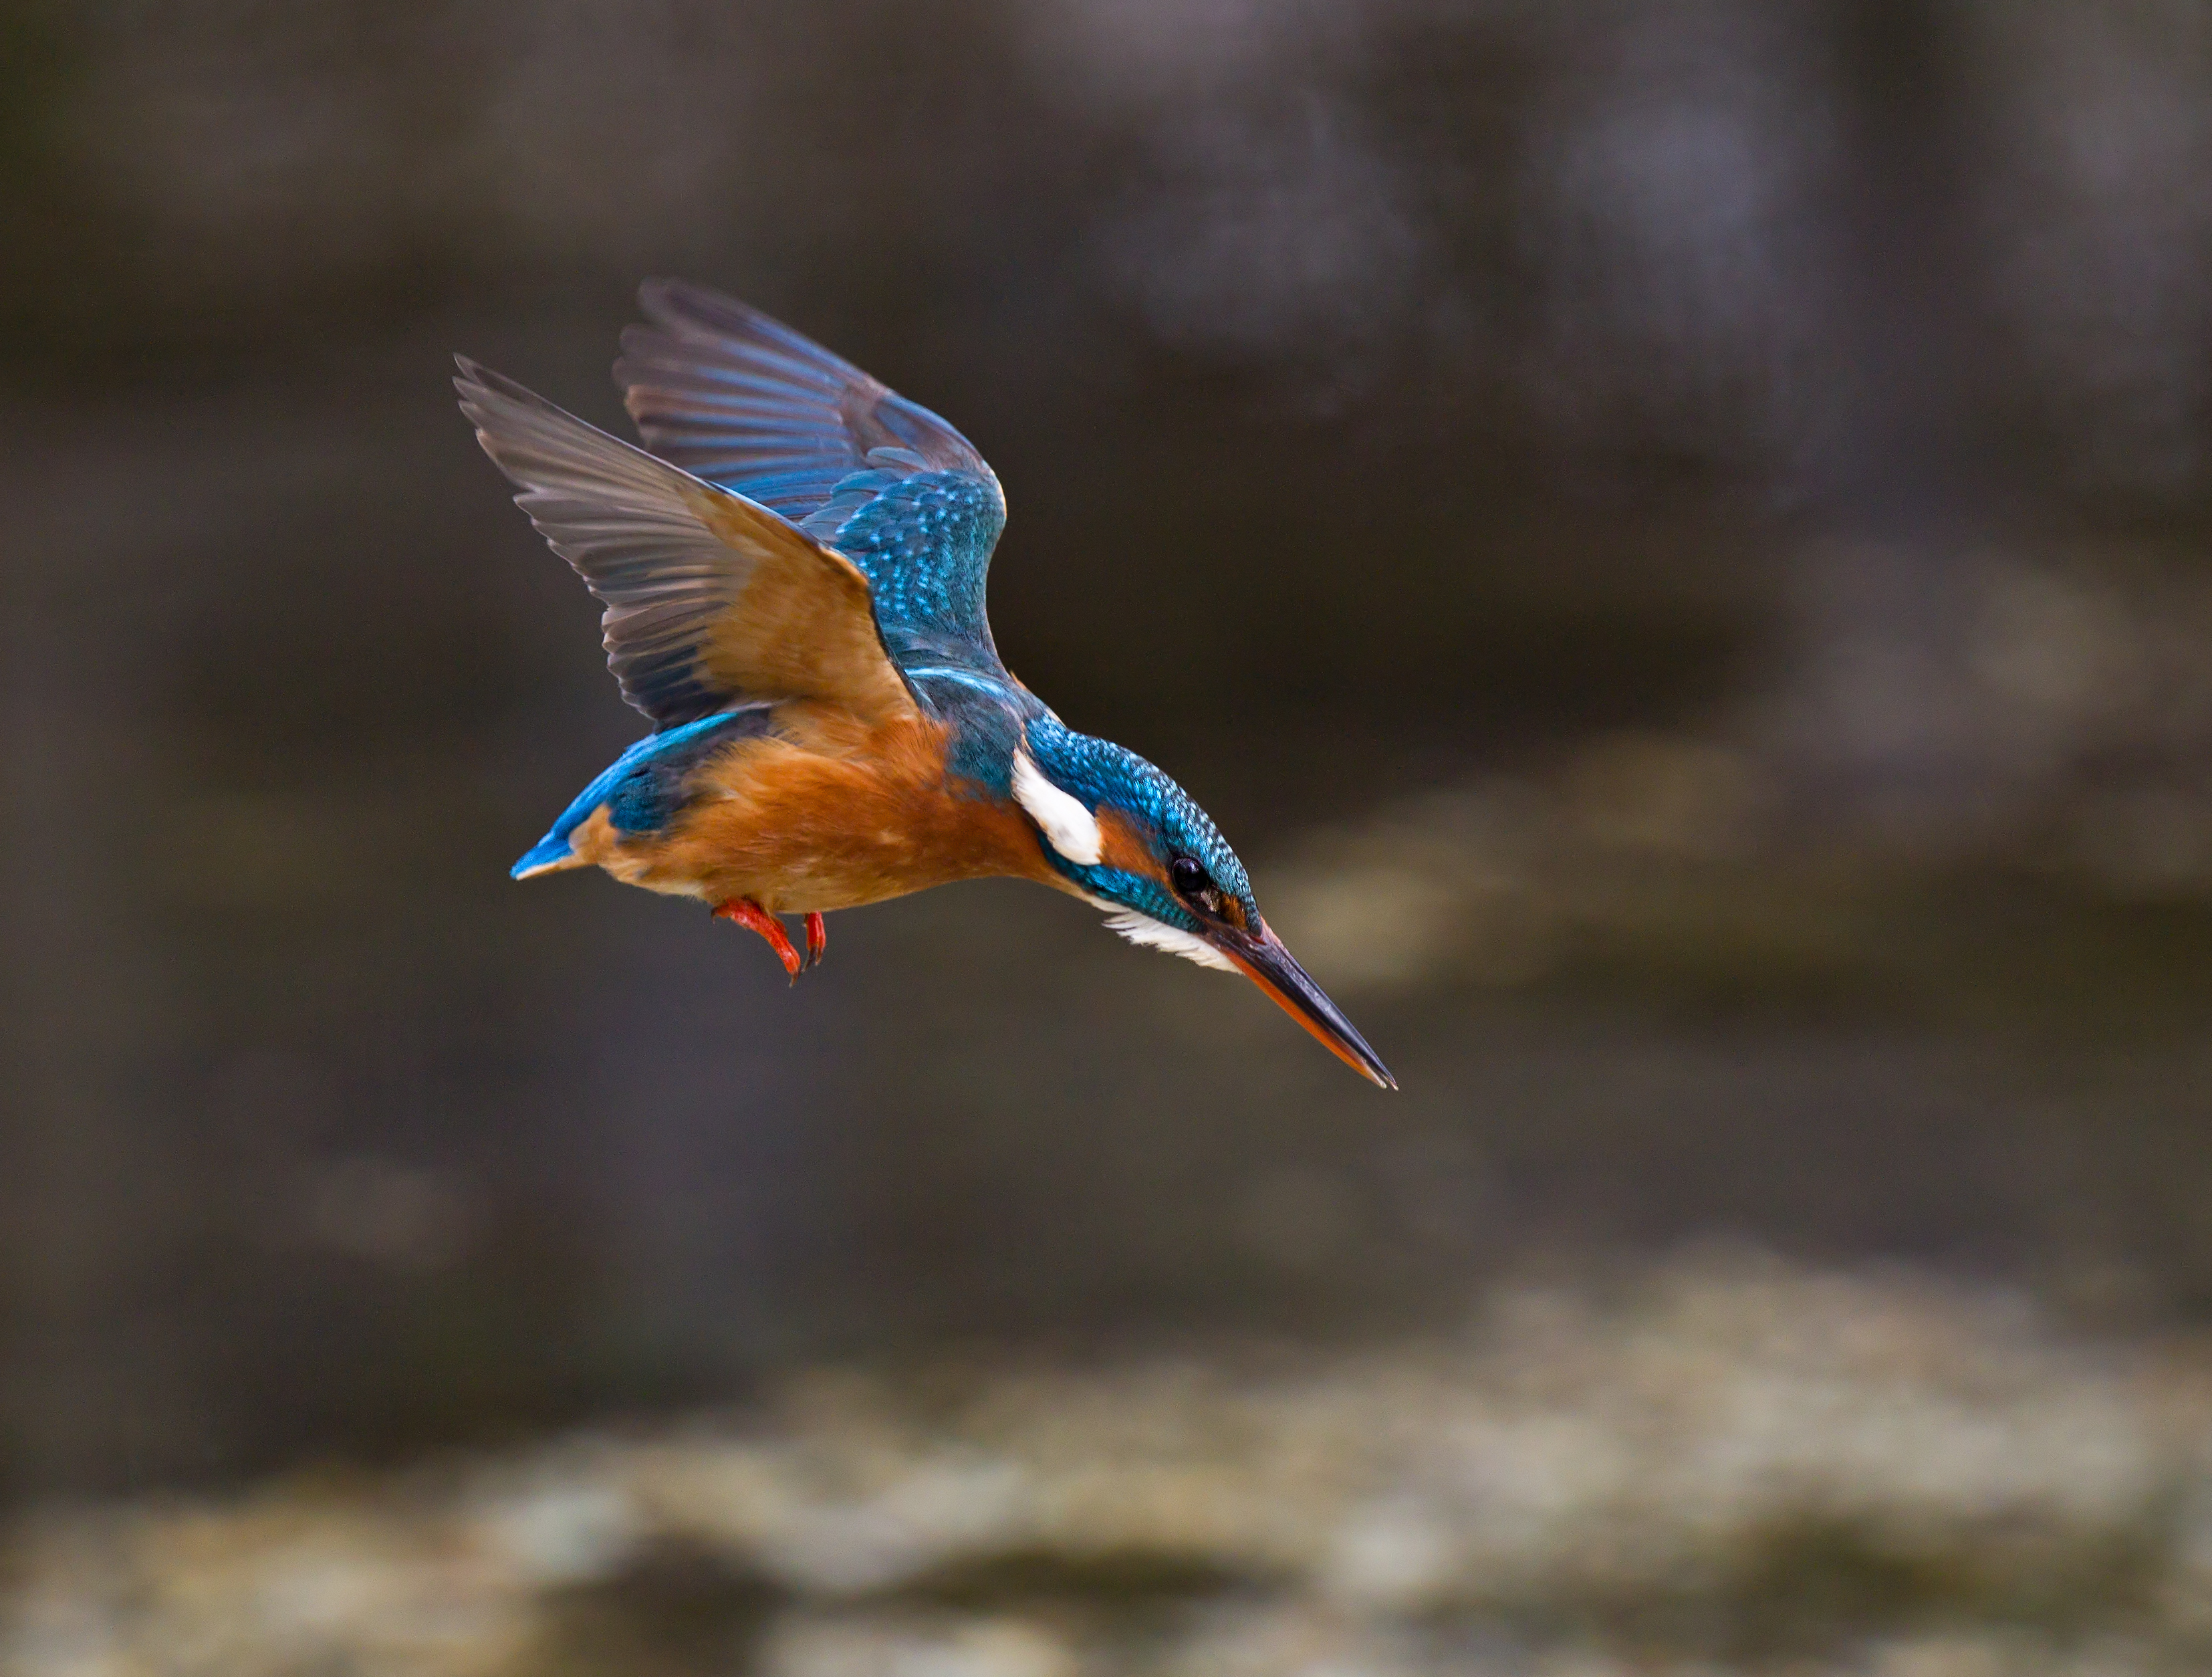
458,280,1394,1087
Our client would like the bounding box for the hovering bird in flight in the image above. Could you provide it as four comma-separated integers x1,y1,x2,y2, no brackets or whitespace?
458,280,1394,1087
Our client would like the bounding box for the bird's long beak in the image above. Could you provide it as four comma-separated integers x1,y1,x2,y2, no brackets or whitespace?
1211,919,1397,1089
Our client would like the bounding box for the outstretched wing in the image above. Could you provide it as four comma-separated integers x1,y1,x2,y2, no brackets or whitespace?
616,280,1010,676
457,357,916,729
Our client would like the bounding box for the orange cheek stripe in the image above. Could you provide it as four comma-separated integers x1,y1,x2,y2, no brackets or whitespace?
1227,951,1376,1081
1095,806,1166,879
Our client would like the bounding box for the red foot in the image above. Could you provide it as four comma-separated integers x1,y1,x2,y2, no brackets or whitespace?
713,897,804,981
804,912,827,971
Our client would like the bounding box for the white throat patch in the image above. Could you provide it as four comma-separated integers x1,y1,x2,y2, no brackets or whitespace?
1011,748,1103,865
1104,909,1237,972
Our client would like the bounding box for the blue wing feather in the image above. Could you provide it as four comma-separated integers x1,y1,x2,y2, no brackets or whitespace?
616,280,1011,679
824,469,1005,671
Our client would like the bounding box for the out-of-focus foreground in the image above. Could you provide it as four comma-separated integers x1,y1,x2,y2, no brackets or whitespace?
7,2,2212,1670
17,1256,2212,1676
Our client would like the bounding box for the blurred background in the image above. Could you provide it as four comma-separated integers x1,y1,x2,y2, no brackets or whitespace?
9,2,2212,1672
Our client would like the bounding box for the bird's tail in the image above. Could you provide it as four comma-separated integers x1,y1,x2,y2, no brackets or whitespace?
508,707,775,882
511,834,588,880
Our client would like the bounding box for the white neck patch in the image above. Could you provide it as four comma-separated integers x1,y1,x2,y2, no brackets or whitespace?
1011,748,1103,865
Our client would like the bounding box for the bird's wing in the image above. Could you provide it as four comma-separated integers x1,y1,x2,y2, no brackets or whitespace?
457,357,918,729
616,280,1009,675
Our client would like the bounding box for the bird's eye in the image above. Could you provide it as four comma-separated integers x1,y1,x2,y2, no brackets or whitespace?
1169,857,1221,913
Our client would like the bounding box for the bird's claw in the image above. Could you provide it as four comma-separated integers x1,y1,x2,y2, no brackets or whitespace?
803,911,827,972
713,897,806,981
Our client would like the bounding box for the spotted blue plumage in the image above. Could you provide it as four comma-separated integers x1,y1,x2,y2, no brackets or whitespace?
824,470,1006,674
617,279,1010,695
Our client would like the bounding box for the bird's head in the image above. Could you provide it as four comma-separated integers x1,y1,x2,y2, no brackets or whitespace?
1012,717,1394,1089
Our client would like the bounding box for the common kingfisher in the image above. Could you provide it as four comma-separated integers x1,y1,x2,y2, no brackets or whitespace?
458,280,1394,1088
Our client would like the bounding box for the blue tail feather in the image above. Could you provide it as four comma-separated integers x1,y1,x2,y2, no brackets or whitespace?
511,834,580,879
511,706,773,879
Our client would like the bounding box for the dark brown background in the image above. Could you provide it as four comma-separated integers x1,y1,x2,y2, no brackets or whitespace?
6,0,2212,1499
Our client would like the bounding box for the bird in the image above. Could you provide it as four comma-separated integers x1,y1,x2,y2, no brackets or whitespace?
456,279,1394,1089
